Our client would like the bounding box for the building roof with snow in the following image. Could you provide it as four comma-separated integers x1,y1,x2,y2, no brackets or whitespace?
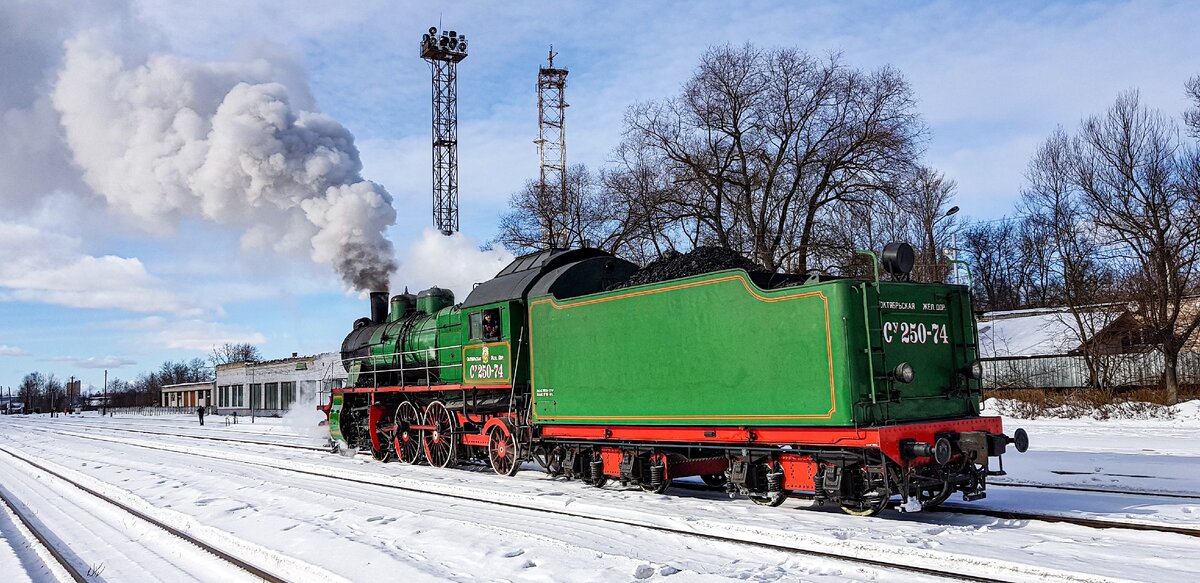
977,306,1121,358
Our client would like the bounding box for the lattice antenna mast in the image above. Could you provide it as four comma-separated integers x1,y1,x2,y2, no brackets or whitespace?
421,26,468,236
536,47,569,247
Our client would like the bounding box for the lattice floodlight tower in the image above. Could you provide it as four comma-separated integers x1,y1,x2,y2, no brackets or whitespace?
421,27,468,236
536,48,568,247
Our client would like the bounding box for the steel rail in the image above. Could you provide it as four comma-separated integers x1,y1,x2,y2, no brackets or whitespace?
669,482,1200,538
58,423,328,452
992,481,1200,500
0,485,88,583
0,447,290,583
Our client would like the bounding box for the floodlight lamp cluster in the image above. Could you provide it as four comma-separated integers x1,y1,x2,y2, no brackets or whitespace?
421,27,468,61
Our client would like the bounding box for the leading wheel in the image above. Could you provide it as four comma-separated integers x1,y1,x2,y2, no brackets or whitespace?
487,424,521,477
393,401,423,465
421,401,457,468
371,437,393,462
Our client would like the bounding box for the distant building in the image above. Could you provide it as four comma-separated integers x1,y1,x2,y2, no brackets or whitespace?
1,395,23,414
162,381,216,408
214,352,344,416
978,300,1200,390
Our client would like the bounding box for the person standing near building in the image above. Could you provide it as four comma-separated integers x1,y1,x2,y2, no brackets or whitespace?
197,405,205,426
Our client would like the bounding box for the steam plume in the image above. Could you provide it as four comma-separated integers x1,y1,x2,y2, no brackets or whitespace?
51,34,396,290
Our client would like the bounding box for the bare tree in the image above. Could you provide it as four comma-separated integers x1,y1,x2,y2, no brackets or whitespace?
18,372,43,412
1071,91,1200,403
496,165,624,255
1185,75,1200,138
209,343,262,367
901,166,959,282
1022,127,1119,391
618,45,925,272
960,220,1023,311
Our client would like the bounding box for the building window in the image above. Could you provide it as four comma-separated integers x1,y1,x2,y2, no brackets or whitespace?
250,383,262,409
264,382,279,409
281,381,296,409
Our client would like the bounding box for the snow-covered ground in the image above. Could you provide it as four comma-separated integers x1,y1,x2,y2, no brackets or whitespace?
0,405,1196,582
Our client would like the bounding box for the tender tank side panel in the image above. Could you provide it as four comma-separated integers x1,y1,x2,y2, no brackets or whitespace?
529,271,855,426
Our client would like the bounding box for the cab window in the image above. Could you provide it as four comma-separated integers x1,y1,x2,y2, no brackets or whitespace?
469,312,483,340
469,308,502,340
482,308,501,340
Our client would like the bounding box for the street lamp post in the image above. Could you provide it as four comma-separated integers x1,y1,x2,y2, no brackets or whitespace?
936,206,960,283
103,369,107,416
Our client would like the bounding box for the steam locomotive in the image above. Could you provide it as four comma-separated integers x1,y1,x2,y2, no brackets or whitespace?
325,243,1027,515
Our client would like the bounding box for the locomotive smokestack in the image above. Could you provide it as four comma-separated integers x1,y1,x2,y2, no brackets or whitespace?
370,291,388,325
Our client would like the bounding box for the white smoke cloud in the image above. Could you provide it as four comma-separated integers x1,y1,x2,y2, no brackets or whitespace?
397,229,515,300
51,32,397,291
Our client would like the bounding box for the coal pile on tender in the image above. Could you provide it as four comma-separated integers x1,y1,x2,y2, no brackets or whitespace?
612,246,769,290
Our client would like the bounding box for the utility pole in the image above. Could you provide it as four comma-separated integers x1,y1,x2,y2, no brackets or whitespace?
536,47,569,248
420,26,469,236
103,369,107,416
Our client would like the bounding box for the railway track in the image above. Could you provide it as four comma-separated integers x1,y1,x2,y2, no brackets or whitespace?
667,481,1200,538
35,421,1200,503
21,425,1152,583
0,447,296,583
992,481,1200,500
0,485,86,583
16,419,1199,538
29,420,329,452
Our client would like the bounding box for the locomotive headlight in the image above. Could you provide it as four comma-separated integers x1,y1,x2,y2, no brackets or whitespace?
892,362,915,384
964,360,984,380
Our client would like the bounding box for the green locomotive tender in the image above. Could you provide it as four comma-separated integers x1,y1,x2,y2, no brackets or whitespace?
327,245,1027,516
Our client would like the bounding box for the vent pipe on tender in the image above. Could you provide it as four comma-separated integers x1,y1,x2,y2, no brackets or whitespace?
370,291,389,325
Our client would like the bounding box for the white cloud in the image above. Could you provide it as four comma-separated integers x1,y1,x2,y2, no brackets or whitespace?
393,229,514,300
0,222,194,315
116,316,266,351
0,345,29,357
48,355,136,369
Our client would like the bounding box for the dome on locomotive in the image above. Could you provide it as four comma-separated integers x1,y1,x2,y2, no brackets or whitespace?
416,286,454,313
389,292,416,321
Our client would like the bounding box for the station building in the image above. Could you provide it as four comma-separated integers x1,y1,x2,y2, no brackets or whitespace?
161,381,216,408
213,352,344,416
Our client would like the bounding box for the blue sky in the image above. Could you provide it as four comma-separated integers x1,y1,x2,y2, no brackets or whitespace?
2,0,1199,392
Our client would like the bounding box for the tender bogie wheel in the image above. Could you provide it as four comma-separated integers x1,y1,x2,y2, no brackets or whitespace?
393,401,423,465
487,424,521,477
840,494,889,517
749,490,789,507
640,455,672,494
748,460,788,507
918,478,954,509
421,401,457,468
